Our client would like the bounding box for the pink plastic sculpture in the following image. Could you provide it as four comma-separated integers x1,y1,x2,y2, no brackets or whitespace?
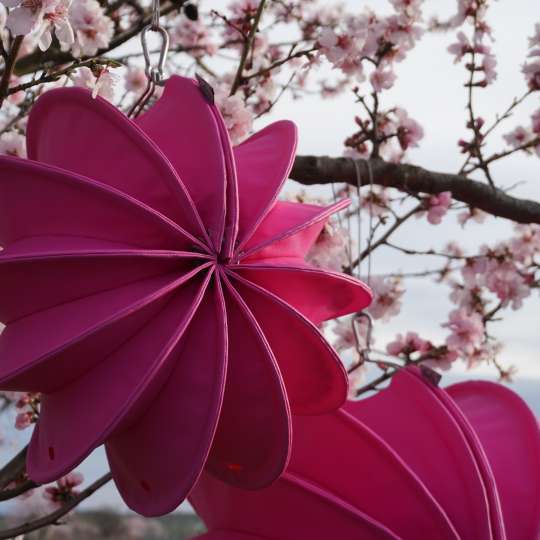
190,366,540,540
0,75,371,516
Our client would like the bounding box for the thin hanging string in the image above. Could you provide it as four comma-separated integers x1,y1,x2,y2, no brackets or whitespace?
128,0,170,118
365,159,375,288
351,158,375,368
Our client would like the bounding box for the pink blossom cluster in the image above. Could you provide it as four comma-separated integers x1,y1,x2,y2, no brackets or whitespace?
306,222,349,272
0,130,26,157
447,0,497,87
169,17,216,58
523,23,540,91
0,0,113,54
14,391,40,430
73,65,117,100
443,307,484,356
386,331,458,371
43,471,84,507
1,0,73,51
316,1,424,87
344,106,424,162
214,87,253,145
367,276,404,321
503,108,540,157
69,0,113,56
416,191,452,225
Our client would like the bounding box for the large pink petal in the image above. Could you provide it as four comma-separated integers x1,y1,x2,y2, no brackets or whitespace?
205,272,291,490
105,276,227,517
289,408,460,539
191,471,400,540
227,270,347,414
27,87,204,238
418,370,506,539
0,264,210,393
237,199,349,262
0,156,203,251
136,76,232,251
447,380,540,540
233,121,297,249
27,269,212,484
347,369,492,540
233,262,371,324
0,236,207,322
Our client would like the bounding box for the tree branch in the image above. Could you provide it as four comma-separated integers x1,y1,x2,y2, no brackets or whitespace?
0,472,112,539
291,155,540,225
0,446,27,491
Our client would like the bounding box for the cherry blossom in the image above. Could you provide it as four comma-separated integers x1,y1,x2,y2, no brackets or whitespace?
307,223,349,272
483,260,531,310
510,224,540,264
529,22,540,49
447,31,471,63
368,276,404,321
395,107,424,150
531,108,540,134
36,0,73,51
72,66,117,100
69,0,113,57
214,87,253,144
386,331,431,356
43,472,84,507
458,207,487,227
124,67,147,94
370,67,397,92
443,308,484,356
523,60,540,91
0,131,26,157
419,191,452,225
423,347,459,371
503,125,532,148
332,318,358,353
169,17,216,57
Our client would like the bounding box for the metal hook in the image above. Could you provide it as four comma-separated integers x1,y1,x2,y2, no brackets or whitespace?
141,24,170,86
352,311,373,362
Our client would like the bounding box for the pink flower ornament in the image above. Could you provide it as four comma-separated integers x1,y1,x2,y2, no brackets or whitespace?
0,76,371,516
189,367,540,540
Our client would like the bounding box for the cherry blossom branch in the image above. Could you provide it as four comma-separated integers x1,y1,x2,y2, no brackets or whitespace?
0,36,24,110
291,155,540,225
0,472,112,539
230,0,267,95
12,1,178,77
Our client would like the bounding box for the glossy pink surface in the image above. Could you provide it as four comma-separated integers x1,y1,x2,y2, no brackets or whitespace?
190,367,540,540
0,75,372,516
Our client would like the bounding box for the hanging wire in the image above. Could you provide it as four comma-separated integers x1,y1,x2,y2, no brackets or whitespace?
128,0,170,118
351,158,375,369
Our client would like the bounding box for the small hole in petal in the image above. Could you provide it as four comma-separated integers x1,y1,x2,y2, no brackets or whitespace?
140,480,151,492
48,447,55,460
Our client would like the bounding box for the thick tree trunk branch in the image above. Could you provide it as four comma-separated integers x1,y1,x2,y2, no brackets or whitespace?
291,155,540,225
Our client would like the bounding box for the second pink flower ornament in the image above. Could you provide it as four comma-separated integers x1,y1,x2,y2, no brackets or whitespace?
0,75,371,516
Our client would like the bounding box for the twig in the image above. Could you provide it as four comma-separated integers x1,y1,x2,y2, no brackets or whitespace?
0,472,112,539
0,446,27,491
230,0,266,95
0,36,23,110
0,479,37,501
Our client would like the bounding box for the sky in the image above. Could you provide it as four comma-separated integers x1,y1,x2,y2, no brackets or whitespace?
3,0,540,514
